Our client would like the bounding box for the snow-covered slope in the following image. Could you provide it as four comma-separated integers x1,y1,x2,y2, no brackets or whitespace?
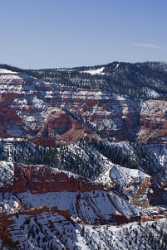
0,62,166,249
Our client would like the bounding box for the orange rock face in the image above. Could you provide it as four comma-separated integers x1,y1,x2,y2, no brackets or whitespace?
0,164,105,193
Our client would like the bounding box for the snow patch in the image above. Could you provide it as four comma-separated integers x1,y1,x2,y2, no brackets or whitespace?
0,69,18,74
81,67,105,75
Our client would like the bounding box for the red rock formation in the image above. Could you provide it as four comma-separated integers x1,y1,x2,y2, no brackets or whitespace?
0,164,105,193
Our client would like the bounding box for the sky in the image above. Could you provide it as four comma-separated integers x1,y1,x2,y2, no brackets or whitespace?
0,0,166,68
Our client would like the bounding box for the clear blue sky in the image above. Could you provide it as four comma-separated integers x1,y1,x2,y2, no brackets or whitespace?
0,0,166,68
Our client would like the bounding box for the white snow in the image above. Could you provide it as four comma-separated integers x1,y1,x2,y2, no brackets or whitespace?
0,161,14,187
32,96,45,109
0,195,20,214
81,67,105,75
110,165,149,188
16,189,139,225
0,138,25,142
115,63,120,69
0,69,17,74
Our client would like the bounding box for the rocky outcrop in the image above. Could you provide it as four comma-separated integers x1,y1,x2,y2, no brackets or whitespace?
139,100,167,143
0,163,106,193
0,64,166,147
